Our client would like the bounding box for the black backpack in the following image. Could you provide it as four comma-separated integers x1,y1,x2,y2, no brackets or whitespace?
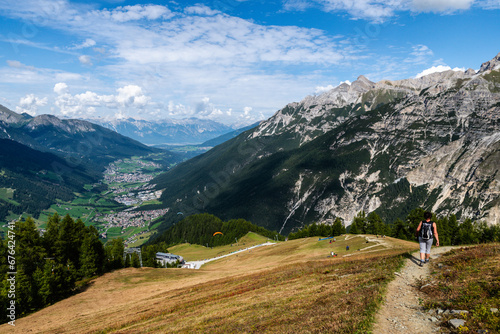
420,221,434,240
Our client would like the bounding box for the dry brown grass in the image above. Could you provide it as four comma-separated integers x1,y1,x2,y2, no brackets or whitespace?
2,235,417,333
419,244,500,333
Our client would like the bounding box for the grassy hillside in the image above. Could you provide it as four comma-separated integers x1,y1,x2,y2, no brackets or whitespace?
3,234,417,333
168,232,270,261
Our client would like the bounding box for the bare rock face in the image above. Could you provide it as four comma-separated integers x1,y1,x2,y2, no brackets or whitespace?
479,52,500,73
152,53,500,233
251,52,500,226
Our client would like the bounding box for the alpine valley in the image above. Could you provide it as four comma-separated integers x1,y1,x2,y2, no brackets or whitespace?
0,106,181,224
152,52,500,235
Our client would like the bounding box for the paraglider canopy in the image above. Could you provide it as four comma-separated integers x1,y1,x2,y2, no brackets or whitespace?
213,232,223,236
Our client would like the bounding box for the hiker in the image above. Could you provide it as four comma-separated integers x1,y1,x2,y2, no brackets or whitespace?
415,211,440,267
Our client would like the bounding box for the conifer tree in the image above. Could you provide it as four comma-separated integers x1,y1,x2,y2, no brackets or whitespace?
80,226,105,277
124,254,131,268
349,220,360,234
131,252,141,268
332,218,346,236
391,219,409,240
448,214,459,245
43,213,61,257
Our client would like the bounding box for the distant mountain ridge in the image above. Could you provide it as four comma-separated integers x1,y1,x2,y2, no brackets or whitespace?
86,117,235,145
152,52,500,234
0,106,162,170
0,105,179,222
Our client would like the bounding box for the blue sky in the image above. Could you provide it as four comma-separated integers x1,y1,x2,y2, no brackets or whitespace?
0,0,499,126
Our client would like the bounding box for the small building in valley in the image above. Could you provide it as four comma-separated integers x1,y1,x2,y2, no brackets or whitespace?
156,252,184,267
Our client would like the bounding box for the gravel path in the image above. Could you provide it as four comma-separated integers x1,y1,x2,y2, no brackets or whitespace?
373,245,454,334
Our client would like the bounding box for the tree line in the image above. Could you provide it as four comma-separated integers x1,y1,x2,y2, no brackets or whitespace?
0,213,170,323
147,213,284,248
288,208,500,245
288,217,346,240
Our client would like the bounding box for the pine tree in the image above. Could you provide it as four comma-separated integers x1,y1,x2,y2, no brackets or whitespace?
406,208,425,236
366,212,384,235
43,213,61,257
391,219,409,240
15,217,46,277
332,218,346,236
105,238,125,270
349,220,360,234
131,252,141,268
124,254,131,268
349,211,366,234
448,214,459,245
457,218,479,245
55,215,83,269
80,226,105,277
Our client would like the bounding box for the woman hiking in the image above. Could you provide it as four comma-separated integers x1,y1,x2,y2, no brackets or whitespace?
415,211,439,267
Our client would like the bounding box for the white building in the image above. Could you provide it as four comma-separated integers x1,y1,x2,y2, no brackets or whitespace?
156,252,184,267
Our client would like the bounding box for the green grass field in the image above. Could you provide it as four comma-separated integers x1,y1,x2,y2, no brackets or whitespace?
169,232,272,261
0,187,19,206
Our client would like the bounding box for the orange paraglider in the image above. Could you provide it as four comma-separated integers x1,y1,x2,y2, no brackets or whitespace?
213,232,223,236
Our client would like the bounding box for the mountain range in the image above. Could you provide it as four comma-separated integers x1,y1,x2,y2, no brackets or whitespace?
87,117,236,145
151,52,500,234
0,106,165,171
0,105,179,222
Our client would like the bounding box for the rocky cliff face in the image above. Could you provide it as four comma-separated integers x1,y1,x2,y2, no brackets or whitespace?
264,53,500,227
153,52,500,233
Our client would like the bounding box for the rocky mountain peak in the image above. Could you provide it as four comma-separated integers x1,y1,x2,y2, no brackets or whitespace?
349,75,375,94
479,52,500,73
465,68,476,75
0,104,28,124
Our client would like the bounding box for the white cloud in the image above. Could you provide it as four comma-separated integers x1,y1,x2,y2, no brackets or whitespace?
6,60,35,70
415,65,466,78
282,0,312,11
289,0,484,21
54,82,69,95
412,0,474,12
315,85,335,94
300,0,407,21
405,44,434,64
79,55,93,66
15,94,47,116
71,38,96,49
478,0,500,9
184,5,220,16
0,1,356,124
53,83,152,117
98,4,173,22
116,85,150,108
315,80,351,94
6,60,23,68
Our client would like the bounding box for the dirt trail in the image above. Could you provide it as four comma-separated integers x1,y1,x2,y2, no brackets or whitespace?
373,245,454,334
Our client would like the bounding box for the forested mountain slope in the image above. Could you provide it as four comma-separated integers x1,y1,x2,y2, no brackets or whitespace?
150,53,499,233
